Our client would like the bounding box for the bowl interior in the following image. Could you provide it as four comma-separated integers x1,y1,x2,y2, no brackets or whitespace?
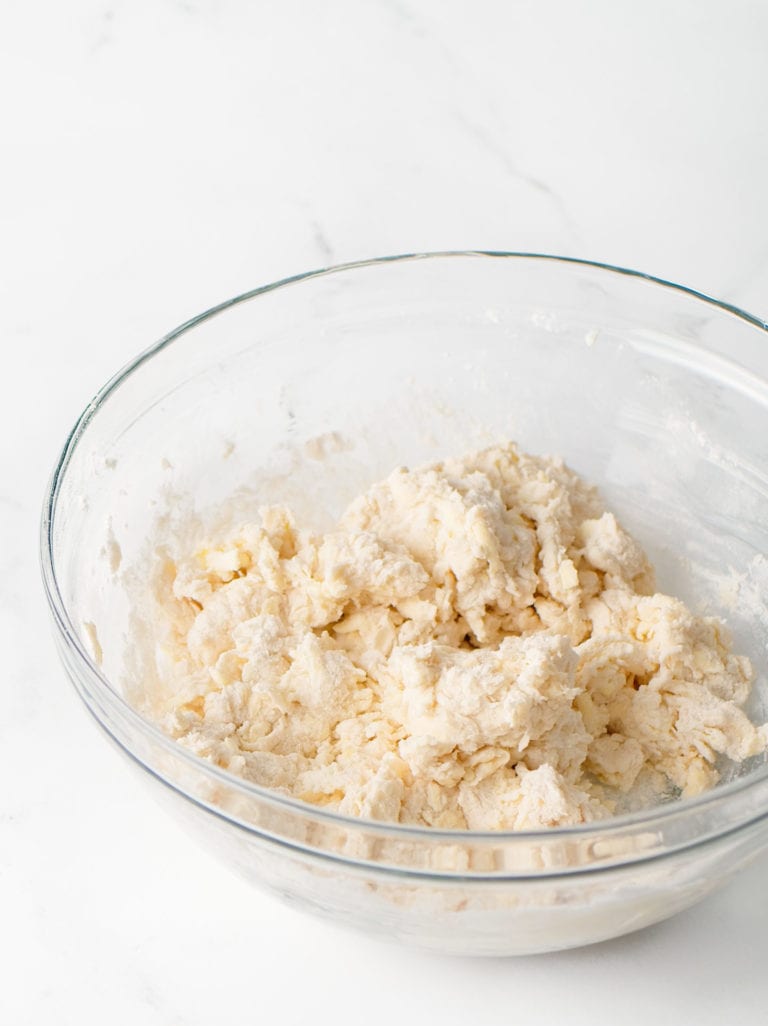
50,254,768,771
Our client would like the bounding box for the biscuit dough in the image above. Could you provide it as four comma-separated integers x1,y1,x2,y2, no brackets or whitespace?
144,442,766,829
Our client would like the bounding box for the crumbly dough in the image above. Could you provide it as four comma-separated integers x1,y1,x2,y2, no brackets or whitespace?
145,442,766,830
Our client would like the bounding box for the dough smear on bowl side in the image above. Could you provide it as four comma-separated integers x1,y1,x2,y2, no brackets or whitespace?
137,442,767,830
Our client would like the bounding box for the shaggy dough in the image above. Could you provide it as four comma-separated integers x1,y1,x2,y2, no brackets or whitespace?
143,442,766,830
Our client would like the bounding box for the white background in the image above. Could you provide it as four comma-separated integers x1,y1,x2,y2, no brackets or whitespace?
3,1,768,1022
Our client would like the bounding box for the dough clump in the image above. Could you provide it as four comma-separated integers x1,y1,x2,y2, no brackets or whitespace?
145,443,766,829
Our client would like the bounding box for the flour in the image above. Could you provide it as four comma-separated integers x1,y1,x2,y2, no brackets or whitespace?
137,442,766,829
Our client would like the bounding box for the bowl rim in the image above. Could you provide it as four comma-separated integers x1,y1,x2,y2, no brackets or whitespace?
40,250,768,843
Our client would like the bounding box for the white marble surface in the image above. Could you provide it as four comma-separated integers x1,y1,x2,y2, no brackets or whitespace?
3,0,768,1022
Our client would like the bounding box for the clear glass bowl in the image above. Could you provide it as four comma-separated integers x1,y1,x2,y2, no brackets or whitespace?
41,253,768,956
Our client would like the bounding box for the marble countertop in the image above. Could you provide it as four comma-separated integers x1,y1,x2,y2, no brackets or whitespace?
3,1,767,1022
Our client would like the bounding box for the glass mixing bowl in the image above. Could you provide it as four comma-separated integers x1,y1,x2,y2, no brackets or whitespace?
41,253,768,955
